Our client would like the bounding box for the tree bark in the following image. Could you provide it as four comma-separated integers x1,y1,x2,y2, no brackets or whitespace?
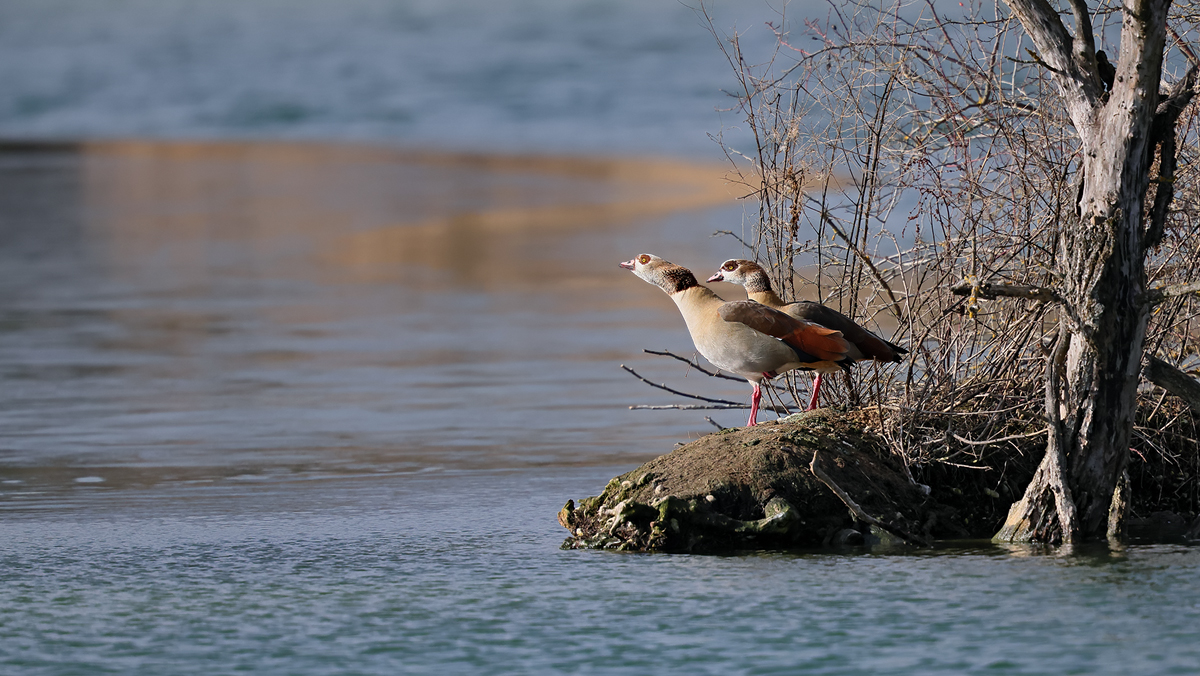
995,0,1173,542
1144,356,1200,410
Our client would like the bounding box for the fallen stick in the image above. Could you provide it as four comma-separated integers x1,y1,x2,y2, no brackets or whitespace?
809,450,931,547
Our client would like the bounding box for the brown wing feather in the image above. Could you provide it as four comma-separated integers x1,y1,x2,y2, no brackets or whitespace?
719,301,850,363
785,301,907,362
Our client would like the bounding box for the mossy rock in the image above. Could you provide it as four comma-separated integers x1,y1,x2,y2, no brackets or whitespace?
559,409,966,553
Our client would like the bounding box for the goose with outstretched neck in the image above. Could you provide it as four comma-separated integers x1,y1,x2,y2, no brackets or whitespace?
620,253,852,426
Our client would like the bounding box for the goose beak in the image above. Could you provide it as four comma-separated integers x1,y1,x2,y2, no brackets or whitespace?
619,259,636,270
706,272,724,283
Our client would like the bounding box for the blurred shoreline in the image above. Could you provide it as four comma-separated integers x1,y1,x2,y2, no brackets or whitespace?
1,136,740,288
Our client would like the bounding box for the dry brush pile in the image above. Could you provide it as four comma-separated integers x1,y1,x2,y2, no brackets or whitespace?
632,0,1200,529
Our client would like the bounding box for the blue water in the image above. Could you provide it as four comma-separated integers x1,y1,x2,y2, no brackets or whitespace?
3,472,1200,675
2,2,1200,675
0,0,794,156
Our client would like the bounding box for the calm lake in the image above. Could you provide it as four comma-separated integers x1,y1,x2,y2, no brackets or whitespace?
2,1,1200,674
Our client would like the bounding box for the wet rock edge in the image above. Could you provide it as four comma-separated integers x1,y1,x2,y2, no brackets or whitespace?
559,409,971,553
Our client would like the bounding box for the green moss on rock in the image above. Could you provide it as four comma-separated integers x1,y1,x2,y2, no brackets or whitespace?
560,410,965,552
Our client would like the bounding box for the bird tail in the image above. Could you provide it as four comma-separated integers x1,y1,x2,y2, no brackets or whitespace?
781,323,851,363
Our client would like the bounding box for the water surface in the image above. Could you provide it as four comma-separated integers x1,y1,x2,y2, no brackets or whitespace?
2,2,1200,672
3,472,1200,675
2,139,1199,676
0,140,747,495
0,0,795,156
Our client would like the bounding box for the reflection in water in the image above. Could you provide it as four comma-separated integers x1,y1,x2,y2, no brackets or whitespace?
75,140,736,290
328,156,735,289
0,140,746,501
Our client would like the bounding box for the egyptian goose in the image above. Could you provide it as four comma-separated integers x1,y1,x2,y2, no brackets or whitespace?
707,258,907,410
620,253,852,426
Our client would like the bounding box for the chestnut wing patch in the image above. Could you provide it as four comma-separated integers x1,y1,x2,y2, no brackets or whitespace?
786,301,907,362
719,300,850,363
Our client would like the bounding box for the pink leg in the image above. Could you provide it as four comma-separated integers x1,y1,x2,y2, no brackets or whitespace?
806,374,823,411
747,382,761,427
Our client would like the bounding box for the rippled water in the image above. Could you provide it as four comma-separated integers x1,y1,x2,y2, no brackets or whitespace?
4,473,1200,675
2,139,1199,676
0,141,746,489
0,0,792,156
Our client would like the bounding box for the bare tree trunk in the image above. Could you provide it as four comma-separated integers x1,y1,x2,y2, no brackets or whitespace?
995,0,1172,542
709,0,1200,545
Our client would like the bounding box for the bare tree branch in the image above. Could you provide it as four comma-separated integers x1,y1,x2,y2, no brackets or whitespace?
950,280,1062,303
641,349,744,382
1004,0,1103,122
1144,355,1200,410
620,364,748,407
1153,62,1200,142
810,207,905,320
705,416,728,430
630,404,762,411
1065,0,1100,86
951,428,1048,446
1143,280,1200,305
1145,131,1177,249
1168,24,1200,66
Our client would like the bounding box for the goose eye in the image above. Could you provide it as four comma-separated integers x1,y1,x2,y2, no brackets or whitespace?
638,255,650,265
723,262,737,271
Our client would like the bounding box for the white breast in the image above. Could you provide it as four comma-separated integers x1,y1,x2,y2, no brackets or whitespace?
670,287,802,381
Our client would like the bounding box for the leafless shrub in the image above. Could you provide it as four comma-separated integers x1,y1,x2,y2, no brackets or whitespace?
641,0,1200,514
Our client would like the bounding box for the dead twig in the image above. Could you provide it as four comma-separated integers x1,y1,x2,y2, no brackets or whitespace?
951,428,1048,446
950,280,1062,303
810,451,931,547
620,364,746,407
630,404,762,411
711,229,752,249
642,349,746,382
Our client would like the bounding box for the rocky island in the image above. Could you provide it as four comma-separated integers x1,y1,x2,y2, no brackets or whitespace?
559,409,986,552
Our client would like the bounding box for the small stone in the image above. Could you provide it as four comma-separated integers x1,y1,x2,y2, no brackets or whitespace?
705,494,716,502
557,500,576,529
833,529,865,545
